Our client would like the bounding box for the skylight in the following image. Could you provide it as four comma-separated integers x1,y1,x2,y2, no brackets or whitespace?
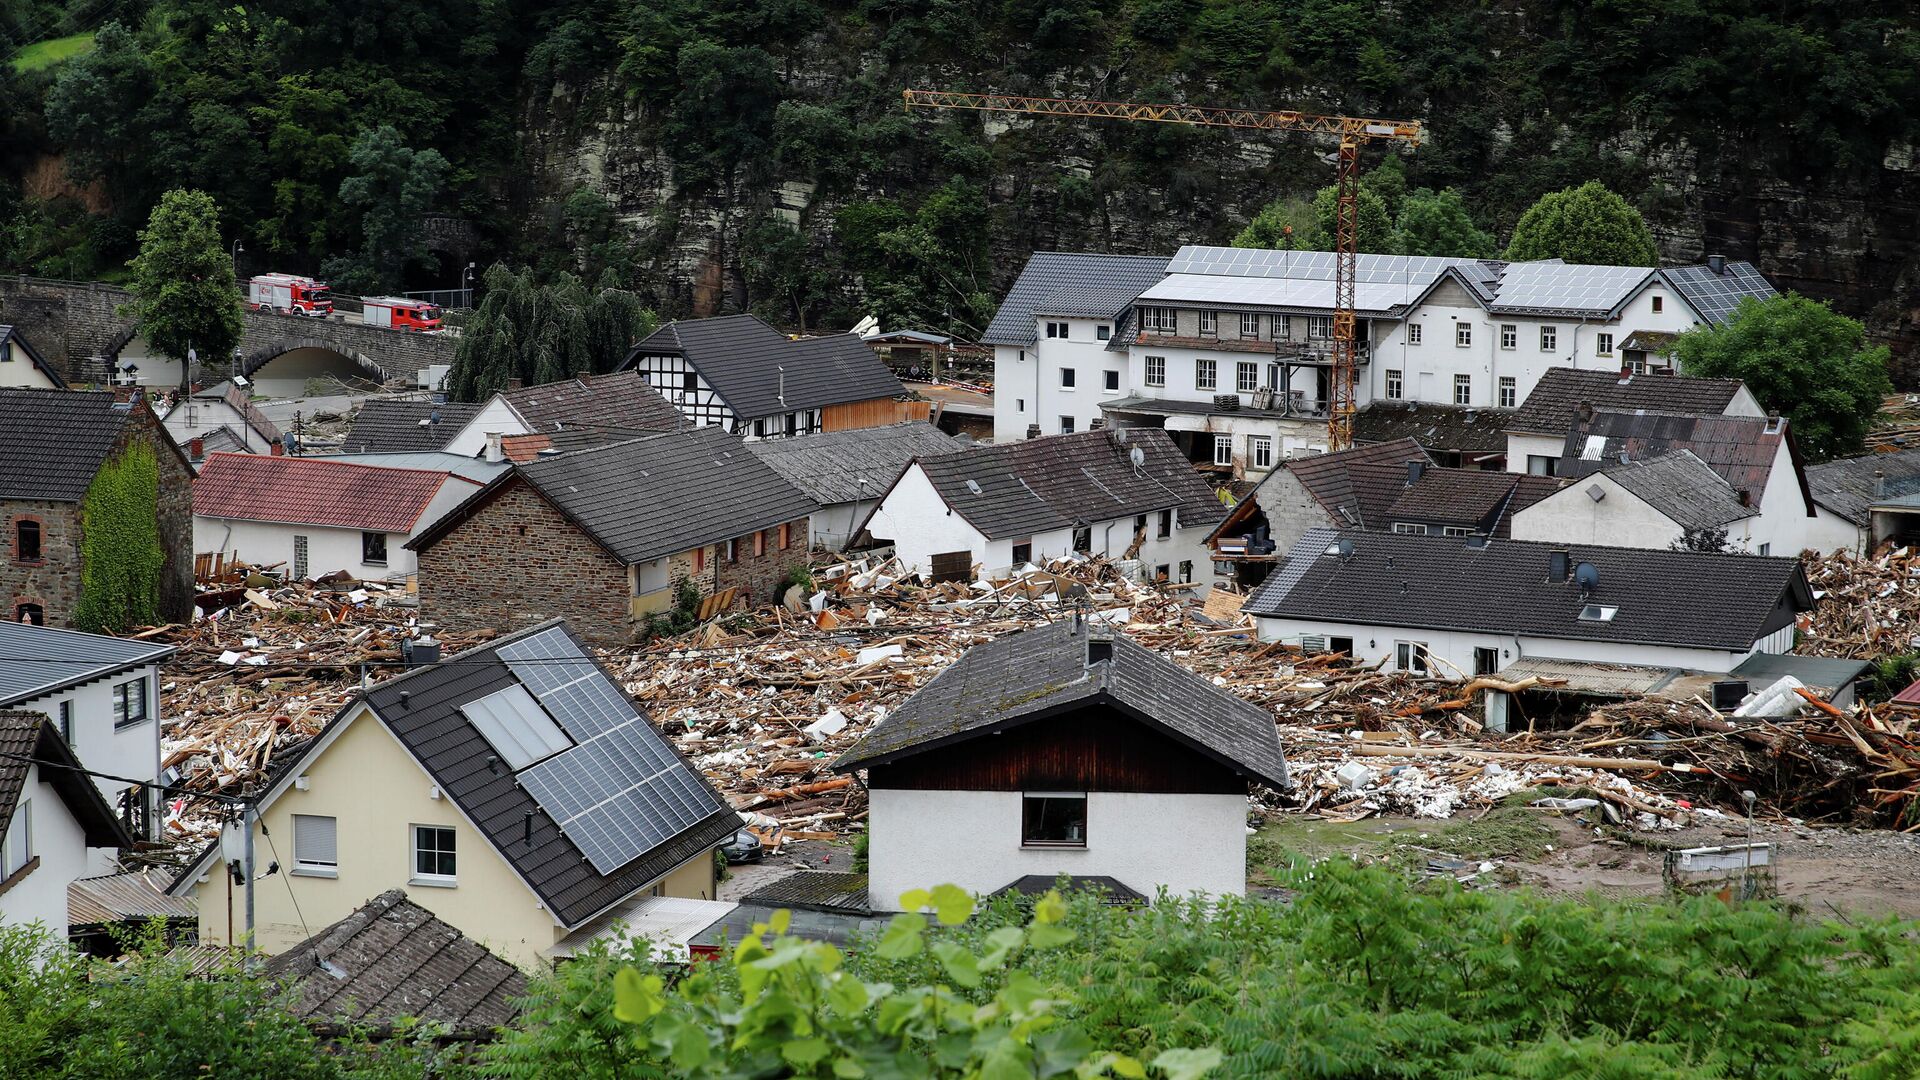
459,683,573,769
1578,604,1619,622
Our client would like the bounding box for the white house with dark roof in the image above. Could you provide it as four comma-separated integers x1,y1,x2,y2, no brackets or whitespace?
834,619,1287,910
743,422,965,551
0,326,66,389
0,711,136,939
441,371,688,459
161,381,282,456
1502,368,1765,476
1805,446,1920,552
856,428,1226,585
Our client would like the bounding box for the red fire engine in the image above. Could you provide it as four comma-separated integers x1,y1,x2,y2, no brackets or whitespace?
361,296,443,332
248,274,333,317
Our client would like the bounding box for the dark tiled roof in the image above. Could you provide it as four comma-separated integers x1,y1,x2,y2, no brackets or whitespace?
1556,411,1785,509
0,388,133,501
995,874,1146,905
0,326,67,387
833,620,1287,788
193,453,454,532
1352,401,1511,454
745,422,965,505
740,870,871,913
1805,448,1920,526
981,253,1171,347
190,426,249,460
502,371,688,435
264,889,527,1036
1245,528,1811,652
1365,463,1536,534
1281,438,1429,525
1506,369,1747,436
341,400,481,453
908,428,1225,542
624,316,903,419
1033,283,1152,320
0,620,175,707
1595,450,1757,530
0,710,132,850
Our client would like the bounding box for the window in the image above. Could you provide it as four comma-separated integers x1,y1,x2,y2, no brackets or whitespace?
1526,455,1557,477
1540,325,1557,351
1012,541,1032,565
1499,376,1516,408
785,413,799,437
361,531,388,565
754,530,767,557
112,678,147,729
1249,435,1274,471
1385,369,1403,399
1015,397,1025,412
1198,310,1217,336
2,799,28,877
1096,325,1110,341
1443,526,1474,537
293,535,309,580
1577,604,1619,623
1059,416,1075,435
1275,315,1292,340
14,603,42,626
1453,374,1471,405
726,537,739,563
1393,523,1429,535
1407,324,1423,345
1103,369,1120,392
1154,563,1170,581
1596,332,1614,356
1239,312,1260,338
413,825,457,884
1235,362,1258,393
1308,315,1333,340
1474,647,1499,677
57,701,71,745
1624,355,1646,375
1500,324,1517,350
1396,642,1431,676
1178,560,1193,583
1455,322,1472,347
1157,508,1173,539
1059,367,1076,389
1194,358,1217,391
1140,307,1175,333
693,546,706,573
14,520,39,563
1133,513,1148,537
293,814,337,876
1071,525,1092,553
1329,636,1354,656
1144,356,1165,387
1045,321,1068,339
1213,434,1233,467
1651,296,1664,313
1021,793,1087,847
1758,543,1771,556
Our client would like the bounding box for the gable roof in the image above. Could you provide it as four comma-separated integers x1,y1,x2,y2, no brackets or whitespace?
0,620,175,707
1507,368,1748,436
623,316,903,419
1661,260,1779,325
1352,401,1512,454
412,426,816,564
193,453,457,533
1358,462,1557,537
201,383,282,444
0,326,67,388
982,253,1171,347
320,452,509,485
1805,447,1920,526
264,889,527,1037
1555,411,1790,510
1284,438,1430,525
900,428,1226,542
833,619,1286,788
1593,450,1758,531
744,422,965,505
500,370,688,435
341,400,481,453
0,711,134,850
0,388,136,501
1245,528,1811,652
188,426,249,462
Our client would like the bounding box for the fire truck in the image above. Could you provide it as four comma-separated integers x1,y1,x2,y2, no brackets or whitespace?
247,274,333,317
361,296,443,332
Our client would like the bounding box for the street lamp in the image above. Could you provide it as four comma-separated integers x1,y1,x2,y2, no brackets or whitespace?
231,239,244,275
462,262,476,307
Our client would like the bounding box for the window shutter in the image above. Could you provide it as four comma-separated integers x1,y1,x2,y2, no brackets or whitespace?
294,814,337,867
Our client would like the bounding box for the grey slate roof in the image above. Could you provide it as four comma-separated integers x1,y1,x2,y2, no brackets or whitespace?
0,711,133,851
995,875,1146,905
834,619,1287,789
1595,450,1757,530
903,428,1226,542
0,620,176,707
0,326,67,388
1245,527,1811,652
264,889,527,1036
981,253,1171,347
1507,368,1747,436
341,399,481,453
1805,448,1920,526
189,426,248,461
0,388,136,501
68,871,196,927
1278,438,1430,527
1352,401,1512,454
501,371,688,435
744,422,964,506
623,316,903,419
410,426,817,565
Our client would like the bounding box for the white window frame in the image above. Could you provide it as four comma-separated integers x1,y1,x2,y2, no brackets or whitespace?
411,823,458,886
1273,314,1291,340
1198,310,1217,337
1212,434,1233,467
1498,376,1516,408
1249,435,1274,471
1059,416,1075,434
292,813,338,877
1059,367,1076,390
112,677,148,730
1103,369,1121,393
1141,307,1175,333
1194,358,1216,391
362,531,388,566
1406,323,1422,345
1442,526,1474,537
1385,369,1403,400
1235,362,1259,394
1596,332,1614,356
1308,315,1332,340
1500,324,1517,350
3,798,29,877
1455,322,1472,347
1239,312,1260,339
1453,374,1472,405
1396,641,1431,676
1393,522,1429,535
1096,325,1110,341
1144,356,1166,387
1540,326,1557,352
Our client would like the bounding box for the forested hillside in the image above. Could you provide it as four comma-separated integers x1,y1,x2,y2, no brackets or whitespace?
4,0,1918,371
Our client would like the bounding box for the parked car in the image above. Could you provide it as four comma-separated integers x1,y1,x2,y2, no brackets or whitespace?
720,828,763,864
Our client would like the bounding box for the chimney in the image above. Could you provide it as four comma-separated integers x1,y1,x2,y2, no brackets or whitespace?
484,432,505,463
1406,459,1426,484
1736,488,1751,507
1025,424,1042,440
1548,549,1570,582
504,377,522,391
1874,470,1887,498
188,437,204,459
1765,411,1783,434
1707,254,1727,275
269,441,284,457
1576,402,1594,423
1088,416,1108,431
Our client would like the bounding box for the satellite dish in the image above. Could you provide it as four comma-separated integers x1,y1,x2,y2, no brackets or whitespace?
1336,537,1355,559
1113,428,1128,442
1574,562,1599,594
1128,447,1146,469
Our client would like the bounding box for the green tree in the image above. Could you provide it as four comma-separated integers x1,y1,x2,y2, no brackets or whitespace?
1231,197,1314,250
586,285,657,374
447,265,621,399
741,213,828,331
837,180,992,335
328,125,449,292
122,189,243,391
1395,187,1497,258
1505,180,1659,266
1234,185,1392,254
42,22,164,213
1675,293,1893,461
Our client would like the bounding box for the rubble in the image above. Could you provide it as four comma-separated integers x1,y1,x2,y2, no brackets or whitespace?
1801,545,1920,660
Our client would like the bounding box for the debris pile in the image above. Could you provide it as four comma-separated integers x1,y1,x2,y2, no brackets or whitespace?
1801,546,1920,660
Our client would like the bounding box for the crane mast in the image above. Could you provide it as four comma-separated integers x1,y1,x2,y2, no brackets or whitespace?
902,89,1422,450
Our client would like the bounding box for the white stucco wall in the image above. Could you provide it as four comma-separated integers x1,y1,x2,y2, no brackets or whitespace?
1510,474,1691,549
1255,615,1770,677
865,787,1247,910
0,763,94,938
810,500,876,553
0,339,59,388
442,398,526,457
15,666,161,870
862,464,992,576
992,319,1125,443
195,474,475,580
163,399,266,451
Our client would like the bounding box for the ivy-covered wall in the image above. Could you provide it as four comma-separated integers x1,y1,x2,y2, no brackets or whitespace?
72,442,164,634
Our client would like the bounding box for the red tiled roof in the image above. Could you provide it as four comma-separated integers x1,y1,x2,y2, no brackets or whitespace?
192,453,453,532
500,433,552,462
1893,679,1920,707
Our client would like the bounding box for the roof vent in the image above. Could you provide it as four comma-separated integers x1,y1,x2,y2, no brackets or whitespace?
1087,639,1114,665
1707,254,1727,275
1875,470,1887,498
964,479,982,495
1548,550,1570,581
1586,484,1606,502
1574,562,1599,596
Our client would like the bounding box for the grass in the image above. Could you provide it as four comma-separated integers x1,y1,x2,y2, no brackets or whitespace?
10,31,94,72
1249,795,1566,886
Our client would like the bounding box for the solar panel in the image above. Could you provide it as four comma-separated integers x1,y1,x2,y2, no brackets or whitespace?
518,716,722,874
497,626,638,740
1662,263,1776,325
460,683,573,770
1492,264,1652,314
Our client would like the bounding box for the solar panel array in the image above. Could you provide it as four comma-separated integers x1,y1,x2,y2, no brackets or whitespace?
499,626,635,740
1662,262,1778,325
1490,263,1653,314
1137,273,1443,315
1165,246,1475,283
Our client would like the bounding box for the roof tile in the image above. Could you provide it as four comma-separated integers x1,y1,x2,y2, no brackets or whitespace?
193,453,455,533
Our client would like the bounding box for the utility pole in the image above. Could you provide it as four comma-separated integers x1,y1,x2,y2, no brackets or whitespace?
243,800,256,962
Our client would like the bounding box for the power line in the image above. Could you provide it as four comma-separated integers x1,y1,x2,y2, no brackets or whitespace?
256,819,310,944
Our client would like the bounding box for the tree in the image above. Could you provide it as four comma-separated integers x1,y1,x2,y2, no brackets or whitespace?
1395,187,1497,258
42,22,163,212
1675,293,1893,461
1234,185,1392,254
446,265,649,399
1231,197,1314,250
1504,180,1659,265
329,125,449,292
586,285,658,374
122,189,243,391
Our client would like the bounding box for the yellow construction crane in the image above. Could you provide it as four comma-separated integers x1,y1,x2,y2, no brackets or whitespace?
902,89,1422,450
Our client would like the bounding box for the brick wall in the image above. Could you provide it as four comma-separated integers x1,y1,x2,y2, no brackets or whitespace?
415,478,632,644
122,400,196,622
696,518,812,606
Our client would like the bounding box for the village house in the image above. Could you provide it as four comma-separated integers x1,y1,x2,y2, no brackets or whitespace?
1806,447,1920,551
0,710,136,940
339,398,483,454
0,326,66,389
834,618,1288,909
857,427,1226,585
744,422,966,551
1502,367,1763,476
439,371,688,458
160,381,283,457
0,619,173,863
0,387,194,628
192,453,487,582
167,620,740,968
409,426,816,643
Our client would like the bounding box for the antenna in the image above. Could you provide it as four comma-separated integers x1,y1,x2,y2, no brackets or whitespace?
1128,446,1146,469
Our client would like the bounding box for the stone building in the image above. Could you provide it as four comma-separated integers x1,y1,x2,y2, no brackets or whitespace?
408,426,816,643
0,388,193,627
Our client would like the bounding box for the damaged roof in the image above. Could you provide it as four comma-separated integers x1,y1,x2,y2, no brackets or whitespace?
1592,449,1758,531
1507,368,1750,436
745,422,965,506
1352,401,1511,454
193,453,461,533
500,371,688,435
341,400,481,453
834,619,1287,788
981,252,1172,347
1281,438,1429,526
622,315,903,419
1555,410,1792,511
1805,447,1920,526
68,870,195,928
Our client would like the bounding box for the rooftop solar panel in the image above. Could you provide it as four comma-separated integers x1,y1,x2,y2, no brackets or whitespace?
1490,263,1653,314
460,683,573,770
1662,262,1777,325
519,716,721,874
498,626,639,741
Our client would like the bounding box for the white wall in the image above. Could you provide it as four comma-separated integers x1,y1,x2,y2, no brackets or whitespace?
1255,615,1768,678
811,500,876,553
866,787,1247,910
0,339,59,388
164,398,268,452
1510,474,1690,549
14,667,160,849
196,518,409,580
992,319,1124,443
443,398,525,457
0,764,94,938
